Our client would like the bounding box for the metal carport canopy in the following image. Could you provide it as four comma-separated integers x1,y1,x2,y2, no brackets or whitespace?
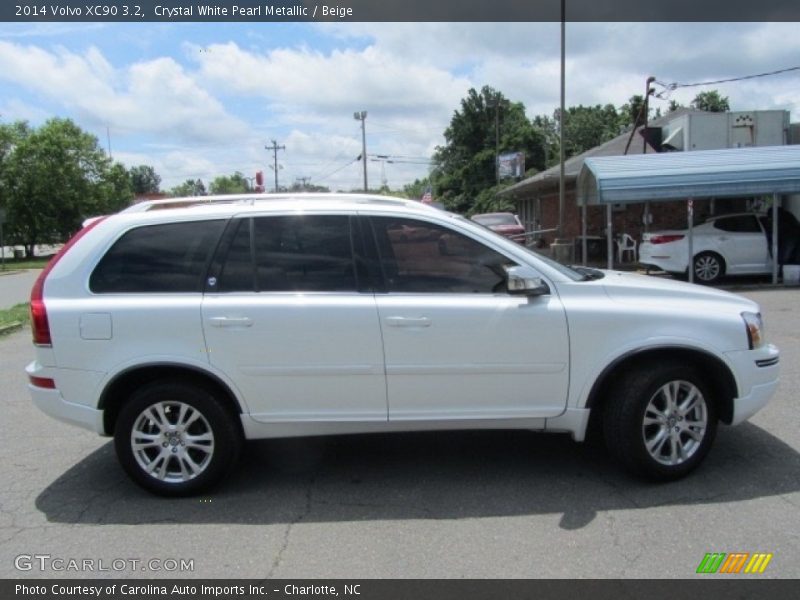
575,145,800,284
576,145,800,206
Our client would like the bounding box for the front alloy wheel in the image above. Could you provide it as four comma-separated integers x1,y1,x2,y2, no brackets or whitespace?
604,362,718,481
642,380,708,466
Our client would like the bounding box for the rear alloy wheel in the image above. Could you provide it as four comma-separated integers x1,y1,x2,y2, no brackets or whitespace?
604,362,718,481
115,381,241,496
693,252,724,284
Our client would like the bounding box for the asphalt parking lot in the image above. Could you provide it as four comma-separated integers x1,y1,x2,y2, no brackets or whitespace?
1,287,798,579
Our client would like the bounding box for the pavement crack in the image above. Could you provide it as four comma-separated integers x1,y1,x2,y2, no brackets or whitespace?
267,477,314,578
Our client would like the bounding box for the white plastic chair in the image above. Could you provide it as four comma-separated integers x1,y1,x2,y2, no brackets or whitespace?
617,233,638,263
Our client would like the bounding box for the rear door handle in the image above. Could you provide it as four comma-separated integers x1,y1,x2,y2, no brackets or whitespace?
385,316,431,328
209,316,253,328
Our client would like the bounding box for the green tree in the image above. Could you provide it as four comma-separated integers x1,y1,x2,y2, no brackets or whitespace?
667,99,684,113
565,104,624,157
1,118,132,256
169,179,206,197
691,90,730,112
620,94,647,128
129,164,161,194
401,178,432,201
209,171,250,195
431,86,546,214
0,121,30,219
98,163,135,212
288,181,329,193
533,103,624,167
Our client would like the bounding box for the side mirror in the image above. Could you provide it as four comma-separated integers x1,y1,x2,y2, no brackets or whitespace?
505,265,550,296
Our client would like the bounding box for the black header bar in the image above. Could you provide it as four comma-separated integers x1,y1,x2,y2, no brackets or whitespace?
3,0,800,22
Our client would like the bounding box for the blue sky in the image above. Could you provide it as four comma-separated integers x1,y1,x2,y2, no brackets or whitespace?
0,22,798,191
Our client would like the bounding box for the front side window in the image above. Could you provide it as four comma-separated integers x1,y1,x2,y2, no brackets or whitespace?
216,215,357,292
369,217,515,294
90,220,225,293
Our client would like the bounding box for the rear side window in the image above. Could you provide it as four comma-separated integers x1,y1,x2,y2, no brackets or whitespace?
713,215,762,233
90,220,225,293
215,215,357,293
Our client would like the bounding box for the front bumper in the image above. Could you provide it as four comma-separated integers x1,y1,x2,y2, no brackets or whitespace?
725,343,780,426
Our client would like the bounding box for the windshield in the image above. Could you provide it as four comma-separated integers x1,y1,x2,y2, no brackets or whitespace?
472,213,518,227
518,246,589,281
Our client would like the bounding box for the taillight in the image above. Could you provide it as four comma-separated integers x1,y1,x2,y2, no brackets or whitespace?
648,234,685,245
30,217,106,347
29,375,56,389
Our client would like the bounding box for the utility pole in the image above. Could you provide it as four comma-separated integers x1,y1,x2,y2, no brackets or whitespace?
558,0,565,241
265,140,285,192
495,98,501,183
550,0,573,265
354,111,368,192
296,176,311,190
642,76,656,232
370,155,393,189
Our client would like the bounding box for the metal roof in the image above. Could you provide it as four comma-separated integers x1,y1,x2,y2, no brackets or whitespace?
576,145,800,205
499,108,703,198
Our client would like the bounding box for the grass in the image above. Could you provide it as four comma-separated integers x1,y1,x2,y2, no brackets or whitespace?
0,302,29,335
0,256,51,270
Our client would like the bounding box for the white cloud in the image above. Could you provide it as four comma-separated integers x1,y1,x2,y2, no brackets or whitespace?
2,22,798,192
0,41,248,143
191,41,471,121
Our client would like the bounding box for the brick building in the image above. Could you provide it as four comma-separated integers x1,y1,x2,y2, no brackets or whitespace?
500,108,795,258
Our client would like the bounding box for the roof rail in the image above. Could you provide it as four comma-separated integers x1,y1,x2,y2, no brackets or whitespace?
122,192,432,213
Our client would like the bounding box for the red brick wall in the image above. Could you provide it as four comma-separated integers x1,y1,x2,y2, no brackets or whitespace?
518,185,750,246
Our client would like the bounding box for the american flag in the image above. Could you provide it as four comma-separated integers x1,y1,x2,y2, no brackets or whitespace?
421,186,433,204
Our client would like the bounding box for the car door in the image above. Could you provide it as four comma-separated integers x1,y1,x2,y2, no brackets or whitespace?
201,214,387,423
711,215,770,274
365,215,570,421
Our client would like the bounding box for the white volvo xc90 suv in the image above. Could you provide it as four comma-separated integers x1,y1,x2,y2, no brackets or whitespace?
27,194,780,495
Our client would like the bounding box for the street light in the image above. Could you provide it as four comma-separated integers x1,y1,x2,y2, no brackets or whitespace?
354,110,368,192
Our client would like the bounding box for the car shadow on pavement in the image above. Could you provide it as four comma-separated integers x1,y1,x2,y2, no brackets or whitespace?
35,423,800,530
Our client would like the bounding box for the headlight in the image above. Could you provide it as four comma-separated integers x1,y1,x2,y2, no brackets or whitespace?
742,312,765,349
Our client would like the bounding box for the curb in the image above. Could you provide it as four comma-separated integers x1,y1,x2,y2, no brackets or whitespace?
0,270,25,276
0,321,23,336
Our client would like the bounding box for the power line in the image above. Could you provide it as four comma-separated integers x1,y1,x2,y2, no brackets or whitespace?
315,156,361,183
654,65,800,97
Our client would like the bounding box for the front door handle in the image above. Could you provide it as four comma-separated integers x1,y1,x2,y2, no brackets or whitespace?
385,316,431,328
209,316,254,328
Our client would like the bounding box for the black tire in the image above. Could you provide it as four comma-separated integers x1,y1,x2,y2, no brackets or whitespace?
692,252,725,284
114,380,241,496
603,361,718,481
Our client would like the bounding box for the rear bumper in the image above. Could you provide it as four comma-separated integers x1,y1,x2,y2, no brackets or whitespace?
638,244,686,273
26,362,105,434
